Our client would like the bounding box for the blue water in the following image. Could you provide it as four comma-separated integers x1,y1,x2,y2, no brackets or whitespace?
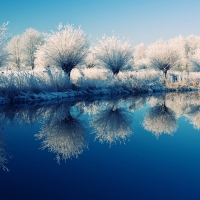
0,93,200,200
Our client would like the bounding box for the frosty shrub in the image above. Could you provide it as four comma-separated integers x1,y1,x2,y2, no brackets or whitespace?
142,103,177,138
37,24,90,77
93,35,134,75
90,105,133,145
21,28,43,70
0,22,9,67
7,35,23,69
147,39,180,77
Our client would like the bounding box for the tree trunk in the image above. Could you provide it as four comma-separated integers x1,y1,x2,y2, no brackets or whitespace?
113,68,119,75
31,63,35,70
61,63,75,77
163,70,167,78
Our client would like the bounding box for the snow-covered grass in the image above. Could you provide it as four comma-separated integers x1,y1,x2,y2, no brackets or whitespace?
0,67,199,104
0,69,71,102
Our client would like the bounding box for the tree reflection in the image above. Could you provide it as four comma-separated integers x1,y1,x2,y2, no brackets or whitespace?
0,103,51,128
185,105,200,130
35,104,87,163
0,134,10,171
142,102,177,138
90,105,133,145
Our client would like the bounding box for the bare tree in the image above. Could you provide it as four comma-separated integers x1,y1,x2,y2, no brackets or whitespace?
21,28,43,70
93,35,134,75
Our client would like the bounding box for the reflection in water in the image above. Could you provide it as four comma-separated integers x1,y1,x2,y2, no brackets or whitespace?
0,92,200,167
185,105,200,130
0,134,10,171
35,103,87,163
142,102,177,138
90,105,133,145
0,103,51,128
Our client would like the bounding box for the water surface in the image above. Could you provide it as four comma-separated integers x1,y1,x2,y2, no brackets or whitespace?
1,92,200,200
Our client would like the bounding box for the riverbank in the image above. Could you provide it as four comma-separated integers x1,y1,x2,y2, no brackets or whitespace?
0,68,199,104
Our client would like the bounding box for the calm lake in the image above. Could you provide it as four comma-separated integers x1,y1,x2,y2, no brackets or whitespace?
1,92,200,200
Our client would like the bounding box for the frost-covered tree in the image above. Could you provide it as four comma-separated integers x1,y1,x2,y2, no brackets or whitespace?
168,36,187,71
21,28,43,70
37,24,90,77
134,43,147,69
134,58,150,70
147,39,180,77
0,22,9,67
189,48,200,72
7,35,23,68
134,43,146,62
93,35,134,75
185,35,200,59
90,105,133,145
85,50,96,68
142,103,177,138
34,46,50,70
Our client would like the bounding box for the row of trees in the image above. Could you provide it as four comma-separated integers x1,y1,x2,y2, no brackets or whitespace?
1,22,200,79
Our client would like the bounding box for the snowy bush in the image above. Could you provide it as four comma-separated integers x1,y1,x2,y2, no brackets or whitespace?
37,24,90,77
93,35,134,75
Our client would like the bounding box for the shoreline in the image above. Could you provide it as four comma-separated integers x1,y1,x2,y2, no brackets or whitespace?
0,85,198,105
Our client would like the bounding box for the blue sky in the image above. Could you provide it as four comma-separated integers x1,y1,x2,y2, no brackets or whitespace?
0,0,200,45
